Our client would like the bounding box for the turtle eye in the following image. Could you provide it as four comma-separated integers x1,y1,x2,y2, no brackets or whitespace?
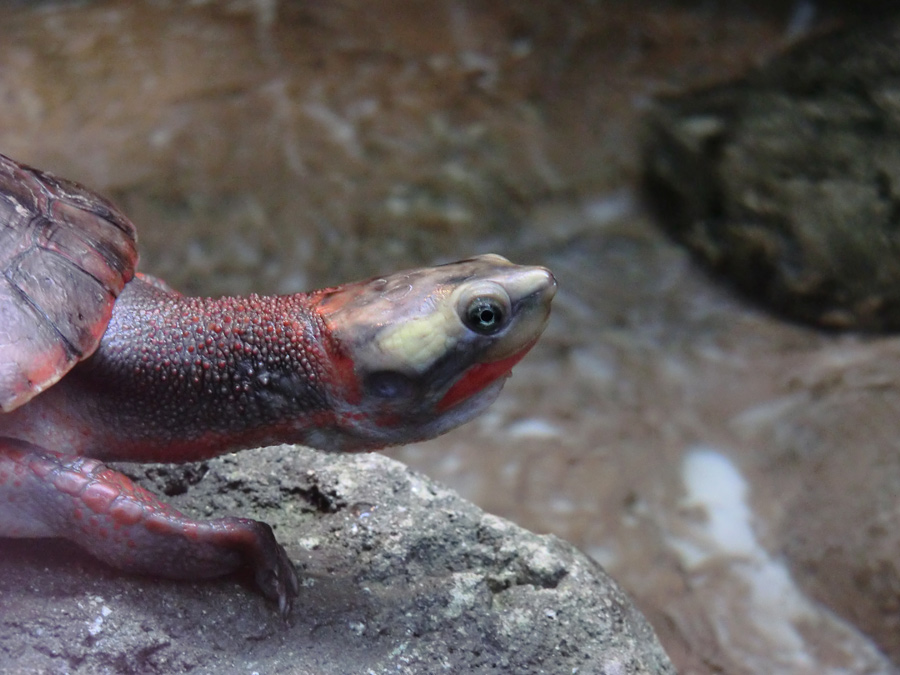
459,282,512,336
365,370,416,399
465,298,506,334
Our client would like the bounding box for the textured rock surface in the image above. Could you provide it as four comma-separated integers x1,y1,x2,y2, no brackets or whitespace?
0,446,674,674
643,14,900,331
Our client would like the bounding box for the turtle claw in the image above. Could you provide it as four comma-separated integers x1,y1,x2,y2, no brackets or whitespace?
231,518,300,618
257,538,300,620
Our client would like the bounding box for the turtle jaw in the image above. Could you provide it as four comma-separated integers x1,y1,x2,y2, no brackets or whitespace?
301,376,509,454
436,338,537,413
412,376,509,442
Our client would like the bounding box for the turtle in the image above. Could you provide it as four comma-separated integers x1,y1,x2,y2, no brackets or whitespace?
0,152,556,615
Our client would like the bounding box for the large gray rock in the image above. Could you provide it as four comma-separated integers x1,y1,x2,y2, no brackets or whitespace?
0,445,674,674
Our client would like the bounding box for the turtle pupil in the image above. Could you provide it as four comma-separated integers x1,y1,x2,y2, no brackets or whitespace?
466,299,504,334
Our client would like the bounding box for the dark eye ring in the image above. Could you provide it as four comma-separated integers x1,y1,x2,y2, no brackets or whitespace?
365,370,416,399
464,297,507,335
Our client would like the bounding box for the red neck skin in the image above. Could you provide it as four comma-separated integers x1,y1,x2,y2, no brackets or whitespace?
58,280,357,463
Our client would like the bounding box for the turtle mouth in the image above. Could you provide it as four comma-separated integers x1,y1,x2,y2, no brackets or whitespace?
436,340,536,412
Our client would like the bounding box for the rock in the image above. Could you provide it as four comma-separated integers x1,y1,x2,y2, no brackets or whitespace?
0,0,619,295
737,339,900,664
639,14,900,654
642,15,900,331
0,445,675,674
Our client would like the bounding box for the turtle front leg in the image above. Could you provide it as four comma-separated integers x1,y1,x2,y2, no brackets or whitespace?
0,442,298,616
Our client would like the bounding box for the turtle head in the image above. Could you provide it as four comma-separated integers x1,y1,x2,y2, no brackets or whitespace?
310,254,556,452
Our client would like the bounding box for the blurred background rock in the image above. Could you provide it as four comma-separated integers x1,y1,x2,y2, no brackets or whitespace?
645,18,900,331
1,0,793,294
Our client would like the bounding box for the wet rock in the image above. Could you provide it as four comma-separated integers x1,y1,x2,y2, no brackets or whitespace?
643,15,900,331
0,446,675,674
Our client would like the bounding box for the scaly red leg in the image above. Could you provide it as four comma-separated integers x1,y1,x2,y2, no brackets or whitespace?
0,442,298,615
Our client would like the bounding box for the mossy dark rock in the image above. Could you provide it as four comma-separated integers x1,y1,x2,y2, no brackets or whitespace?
643,16,900,331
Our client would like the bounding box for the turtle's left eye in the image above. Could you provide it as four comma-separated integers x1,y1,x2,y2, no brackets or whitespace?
459,282,512,336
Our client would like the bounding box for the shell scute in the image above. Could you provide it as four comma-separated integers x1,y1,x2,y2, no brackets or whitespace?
0,153,138,412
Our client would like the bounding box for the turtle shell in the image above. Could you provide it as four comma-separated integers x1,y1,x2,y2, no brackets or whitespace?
0,153,137,412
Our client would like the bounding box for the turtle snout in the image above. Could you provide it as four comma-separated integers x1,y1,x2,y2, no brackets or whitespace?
507,266,558,308
537,267,558,303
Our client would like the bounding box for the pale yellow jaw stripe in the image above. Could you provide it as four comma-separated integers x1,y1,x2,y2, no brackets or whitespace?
375,307,459,374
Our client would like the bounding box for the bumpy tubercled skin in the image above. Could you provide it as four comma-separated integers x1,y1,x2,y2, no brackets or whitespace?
52,281,346,463
0,152,556,615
